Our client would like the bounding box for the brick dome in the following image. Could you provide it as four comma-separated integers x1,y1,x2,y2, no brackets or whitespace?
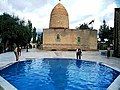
49,3,69,29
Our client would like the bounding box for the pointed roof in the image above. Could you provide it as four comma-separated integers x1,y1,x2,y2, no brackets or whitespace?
51,3,68,16
49,2,69,29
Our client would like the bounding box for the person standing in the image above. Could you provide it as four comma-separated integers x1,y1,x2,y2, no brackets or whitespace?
26,44,29,52
76,49,82,59
14,47,19,61
107,47,110,59
17,46,21,56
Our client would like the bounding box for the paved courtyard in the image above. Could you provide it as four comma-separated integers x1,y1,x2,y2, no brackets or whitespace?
0,48,120,70
0,48,120,90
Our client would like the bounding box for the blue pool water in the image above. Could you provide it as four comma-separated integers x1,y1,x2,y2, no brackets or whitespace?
0,58,120,90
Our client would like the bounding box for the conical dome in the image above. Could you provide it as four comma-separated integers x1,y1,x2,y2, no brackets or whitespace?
49,3,69,29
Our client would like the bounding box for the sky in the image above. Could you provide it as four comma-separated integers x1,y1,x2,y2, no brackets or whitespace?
0,0,120,32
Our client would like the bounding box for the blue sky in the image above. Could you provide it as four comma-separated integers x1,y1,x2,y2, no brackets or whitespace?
0,0,120,32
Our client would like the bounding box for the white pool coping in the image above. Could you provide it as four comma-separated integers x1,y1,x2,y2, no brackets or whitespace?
107,75,120,90
0,76,17,90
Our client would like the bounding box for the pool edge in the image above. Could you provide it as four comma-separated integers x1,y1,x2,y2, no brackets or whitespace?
0,76,17,90
107,75,120,90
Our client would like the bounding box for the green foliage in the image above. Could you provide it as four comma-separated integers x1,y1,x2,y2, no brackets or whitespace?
99,20,114,44
36,32,43,49
76,23,90,29
32,27,37,43
37,32,43,44
0,13,33,52
0,43,4,53
27,20,32,31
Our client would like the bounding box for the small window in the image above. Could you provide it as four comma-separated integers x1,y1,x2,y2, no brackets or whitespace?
77,37,80,42
57,34,60,40
56,34,61,42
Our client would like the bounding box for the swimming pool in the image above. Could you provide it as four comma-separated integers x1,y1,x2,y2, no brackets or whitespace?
0,58,120,90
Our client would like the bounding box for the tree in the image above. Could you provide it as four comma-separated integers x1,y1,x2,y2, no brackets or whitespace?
37,32,43,44
76,23,90,29
36,32,43,49
0,13,18,50
99,20,110,42
108,27,114,44
99,20,114,46
26,20,33,43
32,27,37,43
0,13,33,52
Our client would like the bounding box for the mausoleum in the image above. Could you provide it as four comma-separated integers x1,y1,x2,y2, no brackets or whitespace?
43,2,97,51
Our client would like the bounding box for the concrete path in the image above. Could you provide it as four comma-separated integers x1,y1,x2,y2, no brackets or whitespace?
0,48,120,71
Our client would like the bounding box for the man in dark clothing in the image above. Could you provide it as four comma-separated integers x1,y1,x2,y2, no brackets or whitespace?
76,49,82,59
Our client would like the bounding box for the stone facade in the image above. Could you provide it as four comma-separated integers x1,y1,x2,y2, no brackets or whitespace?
43,28,97,50
114,8,120,57
43,2,97,51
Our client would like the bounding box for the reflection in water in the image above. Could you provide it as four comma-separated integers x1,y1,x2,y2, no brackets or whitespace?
45,58,69,90
76,60,82,68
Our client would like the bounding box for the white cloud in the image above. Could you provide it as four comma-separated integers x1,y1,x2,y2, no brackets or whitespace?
65,0,117,29
0,0,119,32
